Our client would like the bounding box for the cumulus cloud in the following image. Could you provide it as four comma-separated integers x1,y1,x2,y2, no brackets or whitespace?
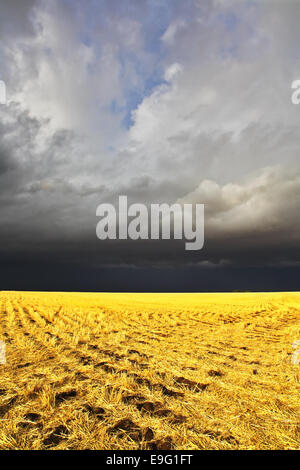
0,0,300,276
179,165,300,239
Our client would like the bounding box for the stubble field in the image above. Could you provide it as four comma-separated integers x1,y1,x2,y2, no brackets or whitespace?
0,291,299,450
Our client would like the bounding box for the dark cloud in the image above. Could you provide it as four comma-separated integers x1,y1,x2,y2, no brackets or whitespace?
1,249,300,292
0,0,38,39
0,0,300,290
0,145,15,176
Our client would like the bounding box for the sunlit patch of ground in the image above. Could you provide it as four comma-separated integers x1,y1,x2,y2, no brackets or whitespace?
0,291,299,450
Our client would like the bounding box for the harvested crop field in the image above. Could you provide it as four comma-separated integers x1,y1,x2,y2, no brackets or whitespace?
0,291,300,450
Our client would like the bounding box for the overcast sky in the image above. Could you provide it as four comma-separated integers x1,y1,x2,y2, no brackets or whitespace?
1,0,300,291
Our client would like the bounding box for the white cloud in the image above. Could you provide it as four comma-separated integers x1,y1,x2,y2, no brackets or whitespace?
179,165,300,238
161,20,187,45
1,0,300,267
164,62,183,82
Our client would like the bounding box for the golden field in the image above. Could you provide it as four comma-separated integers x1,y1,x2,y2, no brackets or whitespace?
0,291,299,450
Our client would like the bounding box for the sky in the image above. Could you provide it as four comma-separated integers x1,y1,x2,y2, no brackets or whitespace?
0,0,300,291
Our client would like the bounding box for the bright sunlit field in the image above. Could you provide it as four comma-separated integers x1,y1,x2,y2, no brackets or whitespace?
0,291,299,450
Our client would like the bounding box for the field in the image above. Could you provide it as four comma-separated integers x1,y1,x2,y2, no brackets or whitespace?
0,291,300,450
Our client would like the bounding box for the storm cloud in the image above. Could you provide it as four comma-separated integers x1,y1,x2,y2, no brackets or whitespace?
0,0,300,290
